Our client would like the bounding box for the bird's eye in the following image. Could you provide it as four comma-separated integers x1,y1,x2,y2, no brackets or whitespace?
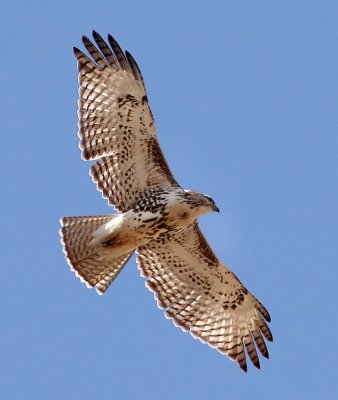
204,195,213,203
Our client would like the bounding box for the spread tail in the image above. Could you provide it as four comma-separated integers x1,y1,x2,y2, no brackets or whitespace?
60,215,134,294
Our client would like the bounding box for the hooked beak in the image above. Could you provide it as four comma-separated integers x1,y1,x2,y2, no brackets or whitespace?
213,205,220,213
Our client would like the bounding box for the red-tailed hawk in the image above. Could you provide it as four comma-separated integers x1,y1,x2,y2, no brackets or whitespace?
60,31,272,372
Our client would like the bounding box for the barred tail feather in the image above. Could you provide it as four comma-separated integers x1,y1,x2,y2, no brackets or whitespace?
60,215,134,294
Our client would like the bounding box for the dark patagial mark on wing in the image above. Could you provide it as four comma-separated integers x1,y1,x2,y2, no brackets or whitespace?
192,223,219,264
146,137,178,186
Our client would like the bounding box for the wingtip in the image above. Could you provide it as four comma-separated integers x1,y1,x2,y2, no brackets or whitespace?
125,50,132,57
82,35,91,45
73,46,81,55
107,33,118,45
92,30,102,41
240,364,248,373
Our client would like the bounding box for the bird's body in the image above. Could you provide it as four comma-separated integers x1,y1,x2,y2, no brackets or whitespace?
89,187,217,259
60,31,273,372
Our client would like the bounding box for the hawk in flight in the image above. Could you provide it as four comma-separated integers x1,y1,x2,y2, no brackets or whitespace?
60,31,273,372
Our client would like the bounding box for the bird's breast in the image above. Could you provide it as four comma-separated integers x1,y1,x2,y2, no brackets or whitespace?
125,189,197,242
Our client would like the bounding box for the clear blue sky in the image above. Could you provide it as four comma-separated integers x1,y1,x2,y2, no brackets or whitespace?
1,1,337,399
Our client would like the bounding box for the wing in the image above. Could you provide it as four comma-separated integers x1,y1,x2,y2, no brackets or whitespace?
74,31,179,212
137,222,272,372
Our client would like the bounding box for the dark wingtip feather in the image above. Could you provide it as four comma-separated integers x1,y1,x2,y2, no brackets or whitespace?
264,325,273,342
125,50,142,82
72,47,93,69
125,50,132,63
107,34,119,51
256,300,271,322
82,35,92,47
91,30,118,67
107,34,124,54
107,33,117,44
92,30,102,42
125,50,135,63
240,363,248,373
107,34,131,72
125,50,137,67
82,35,89,44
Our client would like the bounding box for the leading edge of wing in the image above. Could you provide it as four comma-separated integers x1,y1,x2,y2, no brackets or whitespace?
74,32,180,211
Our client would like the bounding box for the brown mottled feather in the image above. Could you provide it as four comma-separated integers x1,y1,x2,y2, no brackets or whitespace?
82,36,109,69
92,30,118,67
107,34,131,72
74,32,179,212
137,222,272,371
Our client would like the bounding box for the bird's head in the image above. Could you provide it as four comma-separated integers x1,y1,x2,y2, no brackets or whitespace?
184,190,220,215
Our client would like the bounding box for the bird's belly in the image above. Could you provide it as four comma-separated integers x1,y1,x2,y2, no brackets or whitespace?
98,211,168,250
99,204,195,254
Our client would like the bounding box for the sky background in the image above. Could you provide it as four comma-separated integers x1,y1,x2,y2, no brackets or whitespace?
1,1,337,399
